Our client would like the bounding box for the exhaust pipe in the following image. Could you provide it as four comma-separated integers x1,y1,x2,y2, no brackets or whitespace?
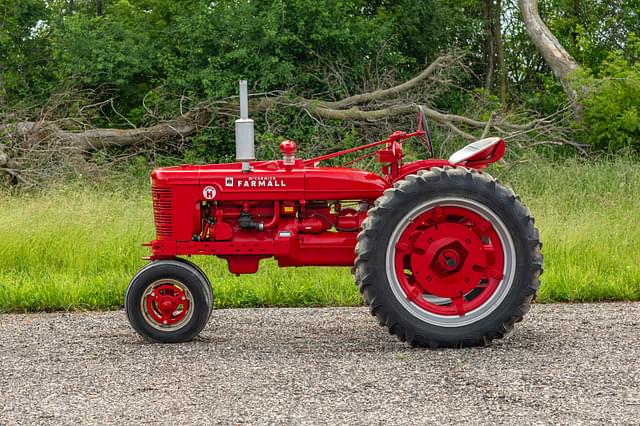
235,80,255,172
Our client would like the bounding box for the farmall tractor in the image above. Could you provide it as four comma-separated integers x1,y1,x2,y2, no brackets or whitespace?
125,81,543,348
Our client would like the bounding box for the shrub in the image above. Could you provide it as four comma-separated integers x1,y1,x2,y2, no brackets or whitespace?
579,41,640,151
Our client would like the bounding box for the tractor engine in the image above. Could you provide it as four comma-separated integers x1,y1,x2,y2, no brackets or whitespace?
199,199,369,239
147,158,384,274
146,80,387,274
149,171,376,274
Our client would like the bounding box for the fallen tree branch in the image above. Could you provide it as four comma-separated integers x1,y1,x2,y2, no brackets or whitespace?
316,53,458,109
0,52,567,185
1,53,534,154
1,108,214,151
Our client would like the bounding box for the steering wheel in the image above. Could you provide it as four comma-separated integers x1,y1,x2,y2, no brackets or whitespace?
417,105,434,158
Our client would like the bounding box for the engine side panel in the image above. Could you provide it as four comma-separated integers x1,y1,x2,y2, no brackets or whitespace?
149,160,391,269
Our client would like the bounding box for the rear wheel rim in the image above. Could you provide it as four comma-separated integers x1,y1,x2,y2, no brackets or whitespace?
385,197,516,327
140,279,194,331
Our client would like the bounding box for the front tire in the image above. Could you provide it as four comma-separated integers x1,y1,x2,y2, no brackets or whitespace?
125,259,213,343
354,167,542,348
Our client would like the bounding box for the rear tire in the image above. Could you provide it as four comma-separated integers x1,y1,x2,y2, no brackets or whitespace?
125,259,213,343
354,167,542,348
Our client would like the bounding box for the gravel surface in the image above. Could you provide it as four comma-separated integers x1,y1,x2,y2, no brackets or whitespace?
1,303,639,425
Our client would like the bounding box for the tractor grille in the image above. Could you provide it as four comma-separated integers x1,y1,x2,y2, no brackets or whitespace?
152,186,173,239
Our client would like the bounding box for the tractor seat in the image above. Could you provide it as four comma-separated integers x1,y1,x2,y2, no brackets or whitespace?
448,137,503,165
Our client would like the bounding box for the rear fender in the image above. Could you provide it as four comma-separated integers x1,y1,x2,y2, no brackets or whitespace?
394,159,451,183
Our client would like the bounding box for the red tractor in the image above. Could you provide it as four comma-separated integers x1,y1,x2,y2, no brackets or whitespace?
125,81,543,348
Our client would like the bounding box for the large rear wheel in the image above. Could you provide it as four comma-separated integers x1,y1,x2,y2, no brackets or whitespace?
354,167,542,348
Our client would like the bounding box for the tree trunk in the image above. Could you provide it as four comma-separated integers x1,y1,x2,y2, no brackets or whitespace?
518,0,581,108
495,0,507,103
482,0,495,92
96,0,104,17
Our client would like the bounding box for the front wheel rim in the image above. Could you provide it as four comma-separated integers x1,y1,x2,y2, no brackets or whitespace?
385,197,516,327
140,279,194,331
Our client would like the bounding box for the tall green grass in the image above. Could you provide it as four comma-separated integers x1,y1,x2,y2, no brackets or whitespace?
0,157,638,312
501,157,640,302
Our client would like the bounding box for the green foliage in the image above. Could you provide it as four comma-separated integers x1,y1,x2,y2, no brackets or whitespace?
2,0,640,161
577,45,640,151
0,0,54,102
543,0,640,74
154,0,415,99
1,0,476,122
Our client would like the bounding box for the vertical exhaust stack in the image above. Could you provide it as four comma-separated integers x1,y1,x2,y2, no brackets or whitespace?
235,80,255,172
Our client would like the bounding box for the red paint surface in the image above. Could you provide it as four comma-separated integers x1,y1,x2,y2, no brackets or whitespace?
146,131,506,275
393,206,505,316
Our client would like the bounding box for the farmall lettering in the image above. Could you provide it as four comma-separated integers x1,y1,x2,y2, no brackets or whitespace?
235,176,287,189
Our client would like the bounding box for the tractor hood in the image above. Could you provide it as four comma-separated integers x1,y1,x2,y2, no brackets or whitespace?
151,160,388,202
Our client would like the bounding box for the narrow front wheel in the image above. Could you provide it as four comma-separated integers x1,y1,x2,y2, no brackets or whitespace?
125,259,213,343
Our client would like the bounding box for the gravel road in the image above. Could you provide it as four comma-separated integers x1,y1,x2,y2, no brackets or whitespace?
1,303,639,425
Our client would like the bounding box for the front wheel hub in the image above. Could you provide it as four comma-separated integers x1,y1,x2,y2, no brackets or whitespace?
141,280,194,330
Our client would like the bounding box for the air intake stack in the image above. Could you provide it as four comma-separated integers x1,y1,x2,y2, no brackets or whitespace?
235,80,255,172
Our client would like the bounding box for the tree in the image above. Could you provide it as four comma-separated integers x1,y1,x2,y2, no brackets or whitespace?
518,0,581,107
482,0,507,102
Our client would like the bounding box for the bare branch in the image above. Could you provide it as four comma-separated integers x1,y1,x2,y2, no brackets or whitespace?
317,52,458,109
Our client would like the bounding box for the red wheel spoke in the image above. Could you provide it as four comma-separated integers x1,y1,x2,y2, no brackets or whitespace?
481,244,495,263
405,285,423,302
432,207,445,225
161,309,173,322
394,205,506,317
488,269,504,280
473,259,488,269
408,230,425,244
396,241,410,253
451,294,466,316
474,218,493,235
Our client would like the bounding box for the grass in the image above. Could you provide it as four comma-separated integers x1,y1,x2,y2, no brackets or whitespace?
0,157,639,312
502,157,640,302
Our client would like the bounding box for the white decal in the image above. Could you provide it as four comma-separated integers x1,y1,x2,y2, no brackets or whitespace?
235,176,287,189
225,177,234,187
202,186,217,200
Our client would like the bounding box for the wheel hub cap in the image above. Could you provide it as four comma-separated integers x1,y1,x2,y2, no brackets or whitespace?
410,223,486,298
394,205,506,317
142,282,192,329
